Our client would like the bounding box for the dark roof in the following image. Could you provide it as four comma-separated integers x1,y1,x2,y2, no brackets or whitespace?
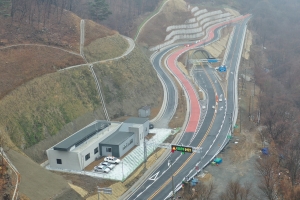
53,121,110,151
100,131,134,145
124,117,148,124
140,106,150,110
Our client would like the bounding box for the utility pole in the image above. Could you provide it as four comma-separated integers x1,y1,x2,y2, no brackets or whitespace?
230,112,233,134
172,175,175,199
240,106,242,133
252,95,254,121
249,96,251,121
197,148,203,175
253,79,256,96
244,68,247,91
144,137,147,170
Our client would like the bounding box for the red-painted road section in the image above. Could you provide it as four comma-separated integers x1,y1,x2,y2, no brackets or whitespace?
166,14,250,133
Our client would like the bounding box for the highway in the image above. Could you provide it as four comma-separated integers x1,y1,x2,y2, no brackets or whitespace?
127,15,251,200
150,47,178,128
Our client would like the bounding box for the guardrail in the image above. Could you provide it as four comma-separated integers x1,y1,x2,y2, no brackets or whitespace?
0,148,20,200
150,15,241,51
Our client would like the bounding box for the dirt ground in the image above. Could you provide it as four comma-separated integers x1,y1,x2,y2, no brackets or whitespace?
202,149,262,198
6,149,77,200
0,45,84,99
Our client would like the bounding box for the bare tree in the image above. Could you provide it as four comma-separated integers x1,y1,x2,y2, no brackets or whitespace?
219,179,253,200
181,180,216,200
283,136,300,186
256,156,280,200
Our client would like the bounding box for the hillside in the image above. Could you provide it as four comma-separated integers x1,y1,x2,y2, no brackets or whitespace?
137,0,192,46
0,2,164,199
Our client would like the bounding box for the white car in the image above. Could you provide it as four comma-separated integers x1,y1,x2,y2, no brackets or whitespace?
104,156,120,164
94,165,110,173
100,162,115,170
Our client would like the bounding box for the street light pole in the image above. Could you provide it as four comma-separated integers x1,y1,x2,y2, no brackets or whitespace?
144,137,147,170
172,175,175,199
122,161,124,181
198,148,203,175
168,159,176,199
230,112,233,134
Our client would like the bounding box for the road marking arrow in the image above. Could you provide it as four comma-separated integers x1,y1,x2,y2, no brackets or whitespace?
149,171,160,181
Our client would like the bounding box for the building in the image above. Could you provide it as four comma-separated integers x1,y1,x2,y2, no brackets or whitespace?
101,117,149,157
99,131,135,157
46,117,149,171
138,106,151,118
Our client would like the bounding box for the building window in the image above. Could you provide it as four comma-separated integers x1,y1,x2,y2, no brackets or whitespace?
57,159,62,164
85,153,90,161
106,147,112,152
94,147,99,154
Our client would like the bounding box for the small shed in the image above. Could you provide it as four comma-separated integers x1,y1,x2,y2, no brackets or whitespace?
138,106,151,118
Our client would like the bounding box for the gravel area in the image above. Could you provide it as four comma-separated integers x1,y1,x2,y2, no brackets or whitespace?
202,141,264,199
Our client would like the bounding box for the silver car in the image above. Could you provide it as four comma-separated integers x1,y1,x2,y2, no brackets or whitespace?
94,165,110,173
101,162,115,170
104,156,120,164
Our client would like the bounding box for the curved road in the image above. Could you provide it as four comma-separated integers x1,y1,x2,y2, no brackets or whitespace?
127,14,251,200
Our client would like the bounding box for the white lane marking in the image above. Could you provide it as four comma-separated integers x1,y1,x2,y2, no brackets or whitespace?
149,171,160,181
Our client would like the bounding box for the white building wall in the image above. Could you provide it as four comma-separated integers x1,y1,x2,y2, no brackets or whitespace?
78,141,101,169
129,125,143,145
47,149,81,170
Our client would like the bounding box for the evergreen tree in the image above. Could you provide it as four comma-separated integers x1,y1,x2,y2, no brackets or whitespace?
89,0,112,21
0,0,11,16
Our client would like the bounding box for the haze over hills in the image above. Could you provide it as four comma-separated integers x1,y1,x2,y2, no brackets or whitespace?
1,0,300,199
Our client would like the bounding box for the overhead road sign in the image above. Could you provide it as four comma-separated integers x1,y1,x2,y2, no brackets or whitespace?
207,57,219,63
171,145,193,154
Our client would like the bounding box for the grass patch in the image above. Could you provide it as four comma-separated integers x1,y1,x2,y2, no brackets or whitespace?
83,34,128,62
0,67,100,149
93,46,163,119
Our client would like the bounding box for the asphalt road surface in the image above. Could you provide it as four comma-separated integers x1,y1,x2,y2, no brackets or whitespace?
127,15,251,200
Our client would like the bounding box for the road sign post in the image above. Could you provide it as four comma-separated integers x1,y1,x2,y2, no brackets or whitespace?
97,187,112,200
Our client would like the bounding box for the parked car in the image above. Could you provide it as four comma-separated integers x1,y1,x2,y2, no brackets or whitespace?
104,156,120,164
149,123,154,129
100,162,115,170
94,165,110,173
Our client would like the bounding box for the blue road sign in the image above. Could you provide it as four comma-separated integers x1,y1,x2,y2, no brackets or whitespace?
208,59,219,63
